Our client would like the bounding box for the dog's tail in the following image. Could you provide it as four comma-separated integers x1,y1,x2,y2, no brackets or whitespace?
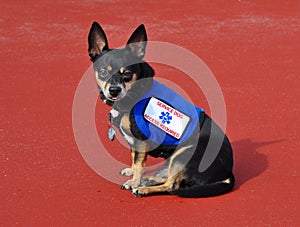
172,174,235,198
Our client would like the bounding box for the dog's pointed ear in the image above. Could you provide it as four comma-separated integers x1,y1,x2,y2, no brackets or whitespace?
126,24,147,59
88,22,109,61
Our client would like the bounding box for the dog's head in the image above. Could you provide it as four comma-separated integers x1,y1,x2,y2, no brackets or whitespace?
88,22,154,105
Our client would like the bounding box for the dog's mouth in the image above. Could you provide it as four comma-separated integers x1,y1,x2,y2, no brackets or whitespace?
98,84,128,105
106,91,126,102
109,96,119,101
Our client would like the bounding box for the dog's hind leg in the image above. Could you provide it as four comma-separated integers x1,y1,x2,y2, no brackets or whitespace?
132,145,193,196
132,172,184,196
140,176,167,187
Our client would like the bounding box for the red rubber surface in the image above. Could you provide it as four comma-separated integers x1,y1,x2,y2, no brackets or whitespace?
1,1,299,226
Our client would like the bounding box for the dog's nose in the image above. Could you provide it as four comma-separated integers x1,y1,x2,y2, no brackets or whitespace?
109,86,121,97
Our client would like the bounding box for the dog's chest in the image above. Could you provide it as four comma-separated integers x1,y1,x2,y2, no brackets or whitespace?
110,109,135,145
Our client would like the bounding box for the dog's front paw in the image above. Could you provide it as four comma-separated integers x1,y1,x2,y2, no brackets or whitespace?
120,167,133,176
132,187,148,197
121,179,139,190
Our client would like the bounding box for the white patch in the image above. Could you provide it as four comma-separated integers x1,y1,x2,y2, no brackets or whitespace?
120,121,134,145
222,178,231,184
122,180,133,190
144,97,191,139
110,109,119,118
120,167,133,176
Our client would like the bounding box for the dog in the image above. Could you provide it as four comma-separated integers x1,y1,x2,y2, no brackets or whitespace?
88,22,235,197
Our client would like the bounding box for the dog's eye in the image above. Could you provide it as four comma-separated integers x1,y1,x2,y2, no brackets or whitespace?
98,69,109,79
122,71,133,82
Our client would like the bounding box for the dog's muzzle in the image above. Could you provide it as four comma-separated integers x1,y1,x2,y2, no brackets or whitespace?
109,86,122,97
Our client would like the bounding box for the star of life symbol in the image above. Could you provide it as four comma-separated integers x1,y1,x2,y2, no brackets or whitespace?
159,111,172,124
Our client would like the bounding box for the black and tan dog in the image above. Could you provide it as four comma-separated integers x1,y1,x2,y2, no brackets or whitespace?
88,22,235,197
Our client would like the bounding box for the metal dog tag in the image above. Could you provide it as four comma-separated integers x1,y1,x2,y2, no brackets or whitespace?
108,127,116,141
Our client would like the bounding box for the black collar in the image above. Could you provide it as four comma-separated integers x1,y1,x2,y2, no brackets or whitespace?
98,87,114,106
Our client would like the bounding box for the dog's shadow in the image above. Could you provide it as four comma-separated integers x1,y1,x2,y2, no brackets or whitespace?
232,138,284,188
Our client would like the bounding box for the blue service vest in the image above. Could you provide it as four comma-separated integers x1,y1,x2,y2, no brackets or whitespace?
132,80,205,146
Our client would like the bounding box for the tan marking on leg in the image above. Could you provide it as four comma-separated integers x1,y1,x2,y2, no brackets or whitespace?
120,114,149,188
135,172,184,195
120,116,149,188
120,114,131,132
141,176,167,186
133,146,193,196
122,149,148,190
125,150,147,189
168,145,193,178
131,150,135,166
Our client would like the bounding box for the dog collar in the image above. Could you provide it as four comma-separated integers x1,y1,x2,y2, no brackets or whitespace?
99,89,114,106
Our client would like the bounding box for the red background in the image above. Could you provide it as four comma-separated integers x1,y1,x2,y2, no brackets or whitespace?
1,0,300,226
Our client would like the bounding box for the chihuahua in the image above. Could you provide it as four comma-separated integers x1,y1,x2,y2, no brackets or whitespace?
88,22,234,197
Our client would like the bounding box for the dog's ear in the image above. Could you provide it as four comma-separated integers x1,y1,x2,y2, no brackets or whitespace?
126,24,147,59
88,22,109,61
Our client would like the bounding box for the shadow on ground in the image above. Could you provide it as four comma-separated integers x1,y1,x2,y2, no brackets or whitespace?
232,138,285,188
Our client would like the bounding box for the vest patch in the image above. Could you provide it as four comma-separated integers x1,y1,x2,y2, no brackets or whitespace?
132,80,205,146
144,97,190,139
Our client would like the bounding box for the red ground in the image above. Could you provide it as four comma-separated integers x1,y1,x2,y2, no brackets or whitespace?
1,0,300,226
